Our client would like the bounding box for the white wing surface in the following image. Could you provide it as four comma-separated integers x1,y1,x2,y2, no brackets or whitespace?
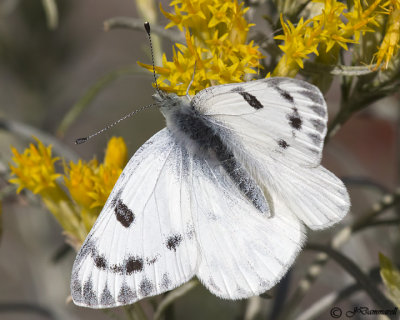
192,77,350,229
192,77,327,167
189,155,305,298
71,129,198,308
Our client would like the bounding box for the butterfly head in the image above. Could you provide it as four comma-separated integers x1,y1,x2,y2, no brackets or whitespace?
153,91,190,115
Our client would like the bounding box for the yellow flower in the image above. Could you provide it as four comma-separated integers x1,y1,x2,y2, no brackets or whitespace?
273,0,390,77
9,136,128,244
373,1,400,70
64,136,127,210
9,138,60,194
9,138,84,242
64,159,98,209
104,136,127,169
139,0,263,95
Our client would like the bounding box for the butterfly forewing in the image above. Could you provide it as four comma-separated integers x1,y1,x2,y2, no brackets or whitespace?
192,77,328,167
71,129,198,308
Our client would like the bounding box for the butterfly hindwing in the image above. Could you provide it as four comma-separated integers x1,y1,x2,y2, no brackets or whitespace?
71,129,198,308
189,154,305,298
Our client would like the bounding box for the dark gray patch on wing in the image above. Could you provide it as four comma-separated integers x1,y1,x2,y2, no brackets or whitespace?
100,284,114,306
276,86,294,104
118,283,136,304
139,278,154,296
83,277,98,306
146,255,159,265
310,105,326,118
186,224,195,240
238,92,264,109
71,270,83,303
111,189,123,207
75,239,95,265
161,273,172,290
231,86,244,92
298,89,324,105
267,78,294,104
114,199,135,228
308,133,322,146
310,119,325,133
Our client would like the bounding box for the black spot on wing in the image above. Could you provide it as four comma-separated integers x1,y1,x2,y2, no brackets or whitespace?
310,105,326,118
238,92,264,109
278,139,289,149
100,284,114,306
126,256,144,274
311,119,325,133
287,108,302,130
114,199,135,228
83,277,98,306
166,234,183,251
94,255,107,270
118,283,136,304
139,278,154,296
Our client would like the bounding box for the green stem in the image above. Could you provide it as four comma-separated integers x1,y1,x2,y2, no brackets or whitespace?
154,279,199,320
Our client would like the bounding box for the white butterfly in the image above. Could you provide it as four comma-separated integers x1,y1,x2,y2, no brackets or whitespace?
71,77,350,308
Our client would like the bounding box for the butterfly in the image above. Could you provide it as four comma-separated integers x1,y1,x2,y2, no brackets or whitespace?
71,76,350,308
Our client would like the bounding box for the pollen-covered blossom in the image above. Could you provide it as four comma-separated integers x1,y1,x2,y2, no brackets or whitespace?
138,0,263,95
373,0,400,70
274,0,392,77
9,136,128,244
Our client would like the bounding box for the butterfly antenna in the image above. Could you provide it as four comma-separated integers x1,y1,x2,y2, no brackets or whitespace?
144,22,161,94
75,103,156,144
186,61,197,98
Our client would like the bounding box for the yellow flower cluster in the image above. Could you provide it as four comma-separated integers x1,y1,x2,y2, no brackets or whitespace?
9,137,127,245
373,0,400,69
274,0,397,77
138,0,263,95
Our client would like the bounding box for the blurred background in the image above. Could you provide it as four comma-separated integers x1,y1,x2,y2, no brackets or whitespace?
0,0,399,319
